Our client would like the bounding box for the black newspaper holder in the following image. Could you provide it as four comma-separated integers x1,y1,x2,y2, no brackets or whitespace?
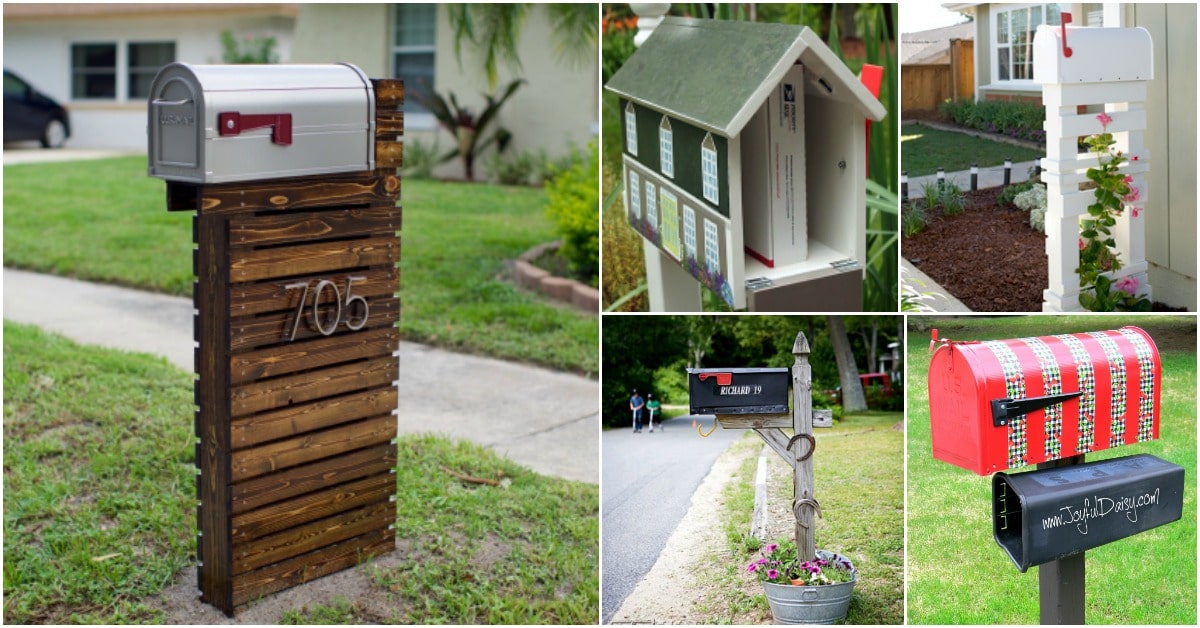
687,368,789,415
992,454,1184,572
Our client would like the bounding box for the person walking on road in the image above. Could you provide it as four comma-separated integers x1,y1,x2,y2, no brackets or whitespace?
646,394,662,432
629,389,645,433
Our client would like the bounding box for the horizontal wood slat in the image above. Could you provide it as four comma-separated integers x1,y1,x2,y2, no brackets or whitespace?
230,356,398,418
233,501,393,575
232,472,395,542
179,171,400,215
231,414,396,482
232,528,395,607
230,326,398,384
372,79,404,107
376,142,403,170
232,443,396,514
229,296,398,351
376,111,404,137
231,387,398,449
229,267,397,318
229,235,399,283
229,207,400,247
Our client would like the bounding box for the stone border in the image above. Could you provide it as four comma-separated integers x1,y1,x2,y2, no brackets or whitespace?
513,241,599,314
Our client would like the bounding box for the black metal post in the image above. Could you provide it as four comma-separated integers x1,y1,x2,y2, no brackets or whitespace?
1004,158,1012,186
1037,455,1086,625
970,163,978,191
901,171,908,203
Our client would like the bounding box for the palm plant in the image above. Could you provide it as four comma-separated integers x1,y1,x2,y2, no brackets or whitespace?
414,79,524,181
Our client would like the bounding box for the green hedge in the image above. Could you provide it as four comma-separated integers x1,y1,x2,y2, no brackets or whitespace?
938,98,1045,144
545,141,599,283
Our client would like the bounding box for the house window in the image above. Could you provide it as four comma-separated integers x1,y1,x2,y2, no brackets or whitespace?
628,170,641,218
659,116,674,178
701,133,719,204
72,43,117,99
394,3,437,122
645,181,658,232
704,218,720,275
660,189,681,259
683,205,697,260
625,101,638,156
128,42,175,99
994,4,1061,82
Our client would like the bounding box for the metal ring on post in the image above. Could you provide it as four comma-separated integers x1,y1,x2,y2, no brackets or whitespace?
786,433,816,462
792,497,823,522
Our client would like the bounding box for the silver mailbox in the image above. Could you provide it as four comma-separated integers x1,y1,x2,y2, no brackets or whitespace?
148,63,376,184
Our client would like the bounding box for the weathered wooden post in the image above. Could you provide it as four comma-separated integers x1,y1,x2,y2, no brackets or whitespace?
147,63,402,615
1034,23,1153,311
928,326,1184,624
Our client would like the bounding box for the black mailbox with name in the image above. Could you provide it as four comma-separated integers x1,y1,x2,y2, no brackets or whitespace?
992,453,1184,572
688,368,790,415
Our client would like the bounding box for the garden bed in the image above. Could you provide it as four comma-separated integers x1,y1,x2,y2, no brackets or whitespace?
903,188,1048,312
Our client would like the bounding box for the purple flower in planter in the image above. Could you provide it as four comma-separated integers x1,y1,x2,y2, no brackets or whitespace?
747,563,758,573
766,543,779,553
767,569,779,580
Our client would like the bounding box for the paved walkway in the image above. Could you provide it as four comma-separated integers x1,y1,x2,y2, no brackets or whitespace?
906,159,1039,199
3,268,599,484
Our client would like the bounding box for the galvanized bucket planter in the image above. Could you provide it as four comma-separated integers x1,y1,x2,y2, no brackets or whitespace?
761,551,856,624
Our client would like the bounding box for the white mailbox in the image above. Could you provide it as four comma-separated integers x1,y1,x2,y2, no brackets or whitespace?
1033,26,1153,84
148,63,376,184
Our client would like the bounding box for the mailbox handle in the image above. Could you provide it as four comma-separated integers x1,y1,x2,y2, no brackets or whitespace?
991,391,1083,427
697,372,733,386
152,98,193,107
218,111,293,146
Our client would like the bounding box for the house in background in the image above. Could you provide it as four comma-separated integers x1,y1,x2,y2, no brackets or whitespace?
943,2,1195,310
2,3,597,181
606,17,885,311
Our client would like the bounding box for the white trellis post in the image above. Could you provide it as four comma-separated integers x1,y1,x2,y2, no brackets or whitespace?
1034,23,1154,312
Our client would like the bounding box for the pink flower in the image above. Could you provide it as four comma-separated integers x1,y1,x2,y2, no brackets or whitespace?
1115,276,1139,295
1132,155,1140,161
1096,112,1113,128
1131,206,1143,218
1122,186,1140,203
1123,175,1134,185
1079,238,1086,250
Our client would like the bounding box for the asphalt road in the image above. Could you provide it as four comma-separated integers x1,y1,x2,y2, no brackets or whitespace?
601,415,740,624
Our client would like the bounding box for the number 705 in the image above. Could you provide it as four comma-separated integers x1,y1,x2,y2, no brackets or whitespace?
283,276,370,341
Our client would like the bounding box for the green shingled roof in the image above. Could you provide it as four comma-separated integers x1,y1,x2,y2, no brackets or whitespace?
605,17,886,137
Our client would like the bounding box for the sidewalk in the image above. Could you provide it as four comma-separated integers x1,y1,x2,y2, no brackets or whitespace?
901,258,971,312
906,159,1039,199
2,268,598,484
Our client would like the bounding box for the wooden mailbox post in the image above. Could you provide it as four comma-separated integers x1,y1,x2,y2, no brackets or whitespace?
149,65,403,615
689,332,820,559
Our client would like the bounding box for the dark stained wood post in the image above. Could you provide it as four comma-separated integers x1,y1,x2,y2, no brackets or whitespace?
1037,454,1086,625
171,79,404,616
792,331,816,561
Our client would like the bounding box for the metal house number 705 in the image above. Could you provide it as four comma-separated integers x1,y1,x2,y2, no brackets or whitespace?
283,276,370,341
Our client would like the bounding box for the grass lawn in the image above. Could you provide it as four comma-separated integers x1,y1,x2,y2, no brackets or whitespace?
3,156,596,374
901,122,1044,177
3,322,599,624
696,411,904,624
906,316,1197,625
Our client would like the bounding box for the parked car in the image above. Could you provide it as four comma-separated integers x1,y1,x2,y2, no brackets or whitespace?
4,69,70,148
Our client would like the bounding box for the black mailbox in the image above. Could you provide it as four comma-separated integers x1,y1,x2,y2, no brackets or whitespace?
688,368,790,415
992,454,1184,572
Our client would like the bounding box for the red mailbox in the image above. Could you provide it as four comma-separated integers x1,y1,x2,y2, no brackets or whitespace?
928,326,1160,475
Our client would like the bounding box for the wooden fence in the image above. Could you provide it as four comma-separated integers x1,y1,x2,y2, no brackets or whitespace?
901,39,974,113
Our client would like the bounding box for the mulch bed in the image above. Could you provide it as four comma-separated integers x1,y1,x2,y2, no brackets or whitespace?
904,188,1048,312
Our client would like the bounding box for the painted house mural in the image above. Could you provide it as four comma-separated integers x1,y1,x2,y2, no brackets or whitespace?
606,17,886,309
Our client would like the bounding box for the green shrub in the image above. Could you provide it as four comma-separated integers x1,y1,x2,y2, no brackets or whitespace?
400,137,443,180
651,358,690,405
902,201,928,237
938,97,1045,143
544,141,599,282
921,180,965,216
997,180,1035,207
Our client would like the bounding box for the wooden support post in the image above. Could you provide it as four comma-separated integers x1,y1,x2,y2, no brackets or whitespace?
1037,454,1086,625
792,331,816,561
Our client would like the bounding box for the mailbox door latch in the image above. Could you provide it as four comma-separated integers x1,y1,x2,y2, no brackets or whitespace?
218,111,293,145
991,391,1083,427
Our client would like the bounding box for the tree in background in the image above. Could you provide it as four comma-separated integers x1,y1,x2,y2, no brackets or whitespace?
828,316,868,412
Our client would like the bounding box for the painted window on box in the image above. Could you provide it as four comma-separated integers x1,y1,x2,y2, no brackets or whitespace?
645,181,658,233
659,116,674,178
660,189,681,259
625,101,638,156
683,205,697,259
704,218,720,275
994,4,1060,82
628,170,641,218
701,133,719,204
